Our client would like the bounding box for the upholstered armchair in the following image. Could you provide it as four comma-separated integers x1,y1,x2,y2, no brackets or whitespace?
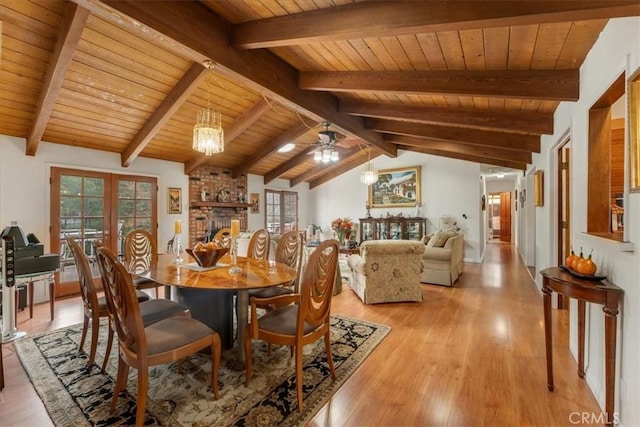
347,240,424,304
420,233,464,286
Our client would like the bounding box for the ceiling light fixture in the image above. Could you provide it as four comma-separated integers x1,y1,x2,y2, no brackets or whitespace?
360,147,378,185
193,60,224,156
314,121,339,163
277,142,296,153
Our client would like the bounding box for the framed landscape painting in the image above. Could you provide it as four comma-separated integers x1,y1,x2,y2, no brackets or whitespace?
369,166,421,208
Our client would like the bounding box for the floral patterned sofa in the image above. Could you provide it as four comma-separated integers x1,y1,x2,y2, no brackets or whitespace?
347,240,424,304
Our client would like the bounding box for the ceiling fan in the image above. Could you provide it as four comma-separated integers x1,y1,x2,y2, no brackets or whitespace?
308,122,347,163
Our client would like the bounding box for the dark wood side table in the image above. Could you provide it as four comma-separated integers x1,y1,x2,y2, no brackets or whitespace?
540,267,623,427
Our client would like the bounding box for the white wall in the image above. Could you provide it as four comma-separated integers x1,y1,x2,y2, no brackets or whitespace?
531,17,640,426
309,150,483,262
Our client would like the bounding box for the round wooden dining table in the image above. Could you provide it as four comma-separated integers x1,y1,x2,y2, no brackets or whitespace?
126,253,297,365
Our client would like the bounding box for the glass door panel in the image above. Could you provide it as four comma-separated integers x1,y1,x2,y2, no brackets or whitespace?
52,169,157,298
114,176,156,258
52,168,111,297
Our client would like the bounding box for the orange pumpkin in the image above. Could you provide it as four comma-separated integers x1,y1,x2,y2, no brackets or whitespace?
575,255,597,276
565,249,578,268
569,247,585,270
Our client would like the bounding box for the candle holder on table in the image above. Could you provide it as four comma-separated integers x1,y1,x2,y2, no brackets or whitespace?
173,233,184,264
229,236,242,274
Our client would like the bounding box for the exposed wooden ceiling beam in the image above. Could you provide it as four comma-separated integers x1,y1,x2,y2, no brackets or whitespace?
232,121,319,179
263,150,312,185
300,70,579,101
290,146,361,187
401,145,527,171
77,0,397,158
340,100,553,135
365,118,540,152
122,62,208,167
184,98,271,175
386,135,532,164
308,153,369,190
26,3,89,156
231,0,640,49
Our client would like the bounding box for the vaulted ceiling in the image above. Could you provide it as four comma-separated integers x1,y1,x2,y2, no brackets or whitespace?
1,1,638,188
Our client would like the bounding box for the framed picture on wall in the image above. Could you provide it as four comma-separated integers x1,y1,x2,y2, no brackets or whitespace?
167,187,182,214
250,193,260,213
368,166,421,208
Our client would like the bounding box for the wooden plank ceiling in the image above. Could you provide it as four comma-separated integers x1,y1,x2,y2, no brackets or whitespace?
1,0,638,188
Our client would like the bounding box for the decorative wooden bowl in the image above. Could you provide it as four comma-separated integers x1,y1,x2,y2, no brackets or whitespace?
186,247,229,267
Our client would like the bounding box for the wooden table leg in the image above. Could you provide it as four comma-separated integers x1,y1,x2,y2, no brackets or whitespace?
577,299,586,379
542,282,554,391
29,281,34,319
604,306,619,427
49,280,55,320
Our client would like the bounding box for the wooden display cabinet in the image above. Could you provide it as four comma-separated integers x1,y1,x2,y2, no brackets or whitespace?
359,217,426,242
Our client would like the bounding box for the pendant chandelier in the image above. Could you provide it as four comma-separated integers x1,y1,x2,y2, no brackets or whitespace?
193,60,224,155
360,147,378,185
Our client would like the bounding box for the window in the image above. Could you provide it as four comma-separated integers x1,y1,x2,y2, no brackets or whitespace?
265,189,298,234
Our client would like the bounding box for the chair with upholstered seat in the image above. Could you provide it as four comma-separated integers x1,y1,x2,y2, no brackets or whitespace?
212,227,232,248
95,246,221,427
245,239,339,411
70,238,189,371
68,238,151,369
124,229,162,297
247,228,270,260
248,230,303,302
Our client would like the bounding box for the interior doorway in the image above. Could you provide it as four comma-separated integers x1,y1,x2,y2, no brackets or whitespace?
487,192,512,242
557,142,571,309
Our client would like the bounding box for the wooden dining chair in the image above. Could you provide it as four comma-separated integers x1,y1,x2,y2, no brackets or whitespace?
68,238,152,369
247,228,270,260
95,246,221,427
248,230,303,301
212,227,232,248
245,239,339,411
124,229,161,297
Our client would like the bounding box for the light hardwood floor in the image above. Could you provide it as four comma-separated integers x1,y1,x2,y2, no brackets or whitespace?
1,242,601,426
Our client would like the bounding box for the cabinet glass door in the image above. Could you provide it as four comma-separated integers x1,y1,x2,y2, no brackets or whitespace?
375,221,388,239
389,221,402,239
406,220,422,240
361,221,373,241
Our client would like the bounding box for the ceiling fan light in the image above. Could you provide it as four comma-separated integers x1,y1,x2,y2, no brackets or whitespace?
313,149,322,162
330,150,339,162
322,148,332,161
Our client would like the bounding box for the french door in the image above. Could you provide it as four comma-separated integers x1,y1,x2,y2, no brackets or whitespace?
50,168,157,297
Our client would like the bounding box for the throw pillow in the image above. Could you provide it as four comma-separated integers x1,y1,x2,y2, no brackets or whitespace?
426,232,442,247
421,233,433,245
428,230,457,247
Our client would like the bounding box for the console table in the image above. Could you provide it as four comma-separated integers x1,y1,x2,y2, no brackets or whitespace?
540,267,623,427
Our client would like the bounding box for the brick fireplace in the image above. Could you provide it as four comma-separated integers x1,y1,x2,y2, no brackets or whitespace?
188,165,251,247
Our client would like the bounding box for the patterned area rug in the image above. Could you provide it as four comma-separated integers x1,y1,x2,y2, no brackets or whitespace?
15,315,389,426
